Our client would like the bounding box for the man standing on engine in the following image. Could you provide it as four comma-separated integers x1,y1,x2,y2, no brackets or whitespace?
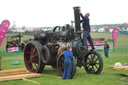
78,8,95,51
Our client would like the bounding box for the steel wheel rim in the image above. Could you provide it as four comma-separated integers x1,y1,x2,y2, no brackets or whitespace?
58,53,64,76
24,43,40,72
84,52,101,73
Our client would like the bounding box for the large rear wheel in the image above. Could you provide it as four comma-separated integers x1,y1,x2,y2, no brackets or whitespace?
24,41,45,73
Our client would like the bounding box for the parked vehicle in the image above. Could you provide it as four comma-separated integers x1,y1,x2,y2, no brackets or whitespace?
24,7,103,78
6,33,23,52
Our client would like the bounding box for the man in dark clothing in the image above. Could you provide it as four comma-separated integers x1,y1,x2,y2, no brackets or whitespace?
79,11,95,51
104,41,109,58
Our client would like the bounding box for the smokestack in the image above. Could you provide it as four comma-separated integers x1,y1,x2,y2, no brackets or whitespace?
73,7,81,32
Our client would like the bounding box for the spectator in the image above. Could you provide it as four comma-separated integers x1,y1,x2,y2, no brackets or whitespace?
104,41,110,58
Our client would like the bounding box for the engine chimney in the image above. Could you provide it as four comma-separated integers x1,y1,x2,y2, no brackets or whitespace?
73,7,81,32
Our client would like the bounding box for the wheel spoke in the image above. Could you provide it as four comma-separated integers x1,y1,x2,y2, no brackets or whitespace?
33,57,39,63
33,52,38,57
26,51,31,55
94,64,99,70
90,54,95,60
92,54,95,60
32,48,36,55
30,46,34,55
84,51,103,74
94,58,99,62
31,67,35,72
87,64,91,68
24,42,44,73
87,57,91,62
95,62,100,64
92,66,95,73
27,60,31,64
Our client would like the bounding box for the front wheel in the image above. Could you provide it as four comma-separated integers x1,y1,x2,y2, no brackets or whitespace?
83,51,103,74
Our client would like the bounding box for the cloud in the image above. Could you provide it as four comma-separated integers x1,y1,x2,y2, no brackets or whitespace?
0,0,128,27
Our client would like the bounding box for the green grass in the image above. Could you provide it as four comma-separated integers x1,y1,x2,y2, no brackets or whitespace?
0,33,128,85
0,57,128,85
0,51,23,57
97,48,128,58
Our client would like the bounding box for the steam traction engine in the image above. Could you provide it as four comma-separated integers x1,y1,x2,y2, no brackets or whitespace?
24,7,103,78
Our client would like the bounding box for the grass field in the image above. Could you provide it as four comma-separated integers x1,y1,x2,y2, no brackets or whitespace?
0,57,128,85
0,33,128,85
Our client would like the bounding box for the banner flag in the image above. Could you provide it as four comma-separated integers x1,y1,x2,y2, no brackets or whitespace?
0,20,10,46
112,28,119,47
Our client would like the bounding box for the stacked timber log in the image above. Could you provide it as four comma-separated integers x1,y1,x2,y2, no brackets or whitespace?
0,68,40,81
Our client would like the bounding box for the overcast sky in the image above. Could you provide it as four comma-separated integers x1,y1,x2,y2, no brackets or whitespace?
0,0,128,27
